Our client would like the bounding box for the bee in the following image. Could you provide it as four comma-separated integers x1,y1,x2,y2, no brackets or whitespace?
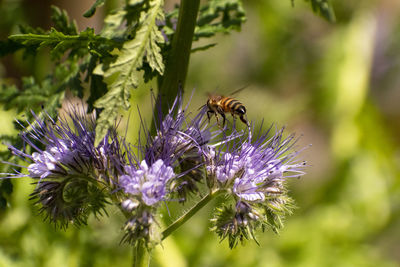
206,87,249,127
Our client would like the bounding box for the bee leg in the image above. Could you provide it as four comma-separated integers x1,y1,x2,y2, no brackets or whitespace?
232,114,237,129
214,113,221,127
240,114,249,127
207,110,214,122
216,107,226,128
221,112,226,127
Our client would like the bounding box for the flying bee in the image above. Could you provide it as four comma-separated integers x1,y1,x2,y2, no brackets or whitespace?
206,87,249,127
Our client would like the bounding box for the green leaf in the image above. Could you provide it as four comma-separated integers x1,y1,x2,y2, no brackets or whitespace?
94,0,165,145
304,0,336,22
194,0,246,41
100,9,128,39
161,0,246,49
0,76,65,117
0,55,86,117
18,24,47,35
51,5,78,35
88,74,108,112
85,56,108,111
83,0,106,18
9,28,115,60
100,0,147,40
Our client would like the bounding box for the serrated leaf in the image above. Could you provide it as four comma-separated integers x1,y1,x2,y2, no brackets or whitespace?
94,0,165,145
51,5,78,35
0,76,65,117
145,6,165,74
9,27,115,60
88,74,108,112
18,24,47,35
194,0,246,41
0,57,86,116
100,10,128,39
100,0,148,40
84,0,106,18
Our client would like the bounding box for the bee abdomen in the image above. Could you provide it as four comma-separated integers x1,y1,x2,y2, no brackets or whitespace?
236,105,246,115
226,99,246,115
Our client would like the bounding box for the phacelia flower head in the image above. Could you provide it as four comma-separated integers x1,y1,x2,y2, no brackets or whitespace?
143,91,211,165
208,125,306,246
139,91,214,202
118,158,175,246
5,106,120,228
117,92,216,246
208,126,305,202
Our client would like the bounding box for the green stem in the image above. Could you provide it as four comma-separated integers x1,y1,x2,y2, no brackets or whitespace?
162,189,222,240
153,0,201,132
9,33,107,42
132,240,150,267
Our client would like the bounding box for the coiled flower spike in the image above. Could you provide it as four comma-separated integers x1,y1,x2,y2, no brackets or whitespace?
208,125,307,248
5,107,121,228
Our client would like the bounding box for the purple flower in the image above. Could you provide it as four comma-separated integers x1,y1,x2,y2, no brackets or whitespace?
139,91,214,202
143,91,211,166
209,126,306,247
119,159,175,206
7,107,124,183
208,127,306,203
8,110,96,180
5,107,118,228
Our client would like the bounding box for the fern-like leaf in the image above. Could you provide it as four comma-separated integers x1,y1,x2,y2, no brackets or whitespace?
51,6,78,35
93,0,165,145
9,28,114,60
194,0,246,41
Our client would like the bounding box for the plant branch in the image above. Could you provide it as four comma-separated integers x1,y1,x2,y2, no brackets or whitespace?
133,240,149,267
162,189,222,240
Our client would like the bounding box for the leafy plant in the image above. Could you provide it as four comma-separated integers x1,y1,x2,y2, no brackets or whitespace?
0,0,335,265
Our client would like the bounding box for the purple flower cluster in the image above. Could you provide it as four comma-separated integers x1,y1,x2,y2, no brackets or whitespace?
121,92,212,204
117,92,213,245
9,112,96,180
5,109,120,228
119,159,174,206
3,91,307,248
208,127,305,198
207,127,306,247
143,92,210,166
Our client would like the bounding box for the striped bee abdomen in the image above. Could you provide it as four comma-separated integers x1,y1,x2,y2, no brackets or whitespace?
222,97,246,115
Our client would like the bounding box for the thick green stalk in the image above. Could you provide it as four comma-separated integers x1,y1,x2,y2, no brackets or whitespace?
133,240,149,267
162,189,222,240
108,186,148,267
155,0,201,119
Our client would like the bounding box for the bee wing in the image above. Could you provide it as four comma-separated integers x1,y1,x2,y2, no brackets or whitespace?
206,86,222,98
229,84,249,96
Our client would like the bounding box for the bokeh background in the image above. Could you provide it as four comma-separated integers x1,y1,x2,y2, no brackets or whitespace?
1,0,400,266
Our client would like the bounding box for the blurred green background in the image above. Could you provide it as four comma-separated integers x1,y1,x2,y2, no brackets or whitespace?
1,0,400,266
